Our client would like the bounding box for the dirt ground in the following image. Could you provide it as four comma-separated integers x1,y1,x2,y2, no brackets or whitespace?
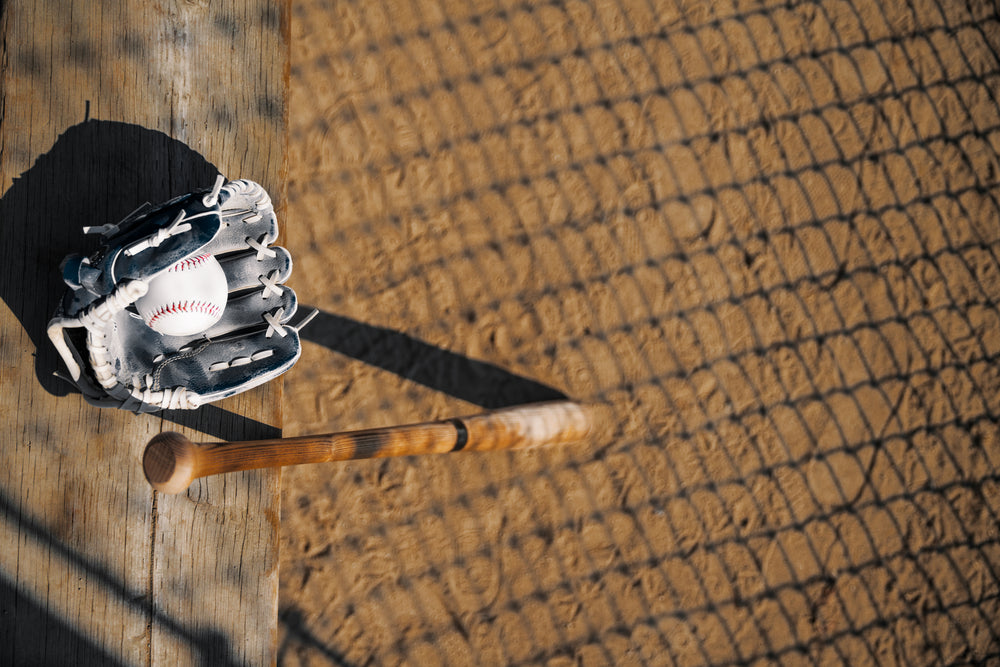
276,0,1000,664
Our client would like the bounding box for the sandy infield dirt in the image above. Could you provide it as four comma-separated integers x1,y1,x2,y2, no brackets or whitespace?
278,0,1000,664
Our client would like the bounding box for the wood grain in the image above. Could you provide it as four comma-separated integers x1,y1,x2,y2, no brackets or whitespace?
0,1,288,664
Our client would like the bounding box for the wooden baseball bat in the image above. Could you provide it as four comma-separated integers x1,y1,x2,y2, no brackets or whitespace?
143,401,593,494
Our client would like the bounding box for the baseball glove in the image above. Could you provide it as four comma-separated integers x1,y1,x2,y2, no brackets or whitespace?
47,176,313,412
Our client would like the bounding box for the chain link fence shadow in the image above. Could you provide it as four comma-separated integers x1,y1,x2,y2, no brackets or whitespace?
278,0,1000,664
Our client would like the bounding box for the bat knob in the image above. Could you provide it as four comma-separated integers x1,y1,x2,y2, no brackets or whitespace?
144,432,198,494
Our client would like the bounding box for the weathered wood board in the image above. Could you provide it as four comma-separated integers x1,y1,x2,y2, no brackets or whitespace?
0,2,288,664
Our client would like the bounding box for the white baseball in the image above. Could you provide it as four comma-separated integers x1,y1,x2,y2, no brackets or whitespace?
136,253,228,336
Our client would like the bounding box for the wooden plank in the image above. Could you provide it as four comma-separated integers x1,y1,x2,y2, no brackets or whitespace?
0,1,288,664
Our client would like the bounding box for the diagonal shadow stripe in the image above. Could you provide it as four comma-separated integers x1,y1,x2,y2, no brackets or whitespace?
299,308,567,409
0,485,238,667
0,570,127,667
277,606,353,667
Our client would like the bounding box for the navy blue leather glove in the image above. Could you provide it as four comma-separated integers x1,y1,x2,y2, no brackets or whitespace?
47,177,309,412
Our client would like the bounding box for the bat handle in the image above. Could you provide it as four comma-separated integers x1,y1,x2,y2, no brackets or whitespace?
143,401,594,494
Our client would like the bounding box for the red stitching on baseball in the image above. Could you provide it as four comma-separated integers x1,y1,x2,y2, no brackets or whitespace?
167,253,213,273
147,299,223,328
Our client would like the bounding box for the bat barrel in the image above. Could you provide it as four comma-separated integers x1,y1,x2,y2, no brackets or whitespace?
460,400,593,452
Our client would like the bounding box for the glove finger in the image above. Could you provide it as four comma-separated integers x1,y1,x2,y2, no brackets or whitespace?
110,195,222,285
79,179,273,296
203,286,298,339
201,180,278,258
219,246,292,293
